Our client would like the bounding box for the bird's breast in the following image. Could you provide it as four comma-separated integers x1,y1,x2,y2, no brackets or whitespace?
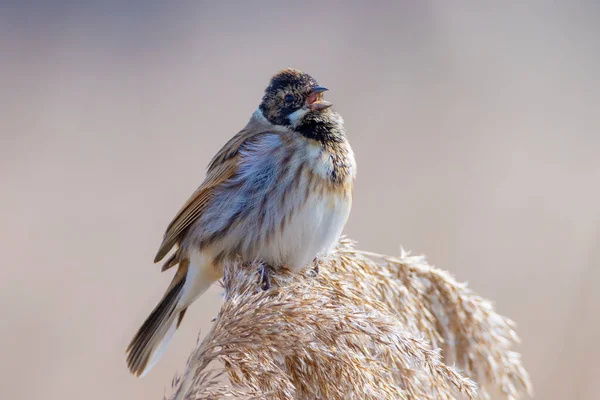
249,136,354,270
302,135,356,187
188,131,354,271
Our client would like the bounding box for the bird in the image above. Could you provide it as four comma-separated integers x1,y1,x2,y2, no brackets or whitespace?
126,68,356,377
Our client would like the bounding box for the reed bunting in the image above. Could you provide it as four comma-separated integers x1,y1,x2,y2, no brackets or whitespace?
126,68,356,377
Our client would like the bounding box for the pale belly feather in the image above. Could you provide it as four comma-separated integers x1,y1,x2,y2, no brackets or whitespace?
260,189,351,271
207,187,351,272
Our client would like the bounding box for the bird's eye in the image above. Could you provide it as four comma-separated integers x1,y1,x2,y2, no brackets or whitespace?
284,94,294,103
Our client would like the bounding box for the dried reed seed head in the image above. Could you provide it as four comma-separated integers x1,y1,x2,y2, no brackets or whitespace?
170,238,532,400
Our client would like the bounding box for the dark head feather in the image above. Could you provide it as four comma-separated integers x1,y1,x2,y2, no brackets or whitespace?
259,68,319,126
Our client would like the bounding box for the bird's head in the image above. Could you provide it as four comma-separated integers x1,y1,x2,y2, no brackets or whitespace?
259,68,333,129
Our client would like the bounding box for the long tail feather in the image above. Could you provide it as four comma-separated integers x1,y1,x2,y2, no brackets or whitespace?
126,276,186,377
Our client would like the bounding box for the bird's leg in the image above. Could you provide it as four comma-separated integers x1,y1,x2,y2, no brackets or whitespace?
310,258,320,277
258,263,272,291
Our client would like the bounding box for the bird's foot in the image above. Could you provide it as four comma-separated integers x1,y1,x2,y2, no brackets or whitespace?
313,262,319,275
309,258,320,277
258,264,272,291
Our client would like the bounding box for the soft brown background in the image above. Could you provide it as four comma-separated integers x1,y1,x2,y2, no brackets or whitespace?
1,2,598,399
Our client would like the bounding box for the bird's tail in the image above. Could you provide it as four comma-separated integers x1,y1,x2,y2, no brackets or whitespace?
126,275,187,377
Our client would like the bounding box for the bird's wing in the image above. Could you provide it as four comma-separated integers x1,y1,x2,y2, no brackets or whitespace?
153,126,266,263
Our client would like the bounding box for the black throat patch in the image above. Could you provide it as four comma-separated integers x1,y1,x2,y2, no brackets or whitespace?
296,113,352,184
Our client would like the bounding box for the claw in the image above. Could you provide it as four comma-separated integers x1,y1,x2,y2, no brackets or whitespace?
259,264,271,291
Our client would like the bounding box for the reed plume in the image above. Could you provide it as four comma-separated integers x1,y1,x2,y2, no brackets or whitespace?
168,238,532,400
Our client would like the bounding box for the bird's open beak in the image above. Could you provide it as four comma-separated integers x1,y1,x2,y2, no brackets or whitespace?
306,86,332,111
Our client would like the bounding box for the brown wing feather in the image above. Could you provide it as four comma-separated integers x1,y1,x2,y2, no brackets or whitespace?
153,126,265,263
206,127,257,171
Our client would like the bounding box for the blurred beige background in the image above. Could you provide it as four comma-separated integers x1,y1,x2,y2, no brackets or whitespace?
1,2,599,399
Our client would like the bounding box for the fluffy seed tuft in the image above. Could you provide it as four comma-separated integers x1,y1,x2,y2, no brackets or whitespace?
168,238,532,400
